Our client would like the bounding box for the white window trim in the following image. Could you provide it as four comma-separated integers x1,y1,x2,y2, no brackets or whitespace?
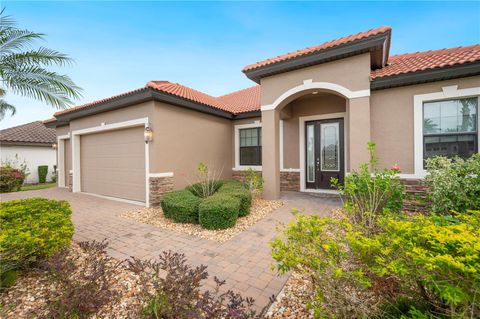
233,121,262,171
299,112,347,193
413,85,480,178
70,117,152,207
57,133,70,188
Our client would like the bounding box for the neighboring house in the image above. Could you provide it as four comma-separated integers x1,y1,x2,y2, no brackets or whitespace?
45,26,480,207
0,121,57,183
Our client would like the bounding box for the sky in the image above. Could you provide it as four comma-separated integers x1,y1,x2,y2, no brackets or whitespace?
1,1,479,129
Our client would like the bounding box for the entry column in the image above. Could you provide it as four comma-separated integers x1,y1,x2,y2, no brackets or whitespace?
347,96,371,170
261,109,280,199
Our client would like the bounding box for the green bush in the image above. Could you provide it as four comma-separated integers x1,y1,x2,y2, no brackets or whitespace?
218,181,252,217
271,212,371,318
0,198,74,286
160,190,202,224
349,211,480,318
425,154,480,214
199,194,240,230
243,168,264,193
38,165,48,183
332,142,404,233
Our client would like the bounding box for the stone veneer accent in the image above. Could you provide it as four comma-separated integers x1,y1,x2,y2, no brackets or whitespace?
149,176,174,207
401,178,429,212
280,171,300,191
68,172,73,192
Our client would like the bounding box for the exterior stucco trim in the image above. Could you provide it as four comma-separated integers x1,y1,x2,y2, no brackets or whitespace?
299,112,347,193
413,85,480,177
70,117,151,207
149,172,174,177
233,120,262,171
262,80,370,111
57,134,70,188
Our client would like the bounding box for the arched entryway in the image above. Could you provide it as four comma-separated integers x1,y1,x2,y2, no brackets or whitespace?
261,80,371,199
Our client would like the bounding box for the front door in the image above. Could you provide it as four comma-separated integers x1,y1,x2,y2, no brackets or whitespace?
305,118,344,190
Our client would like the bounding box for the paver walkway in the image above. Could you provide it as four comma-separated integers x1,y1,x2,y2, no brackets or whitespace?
1,188,340,312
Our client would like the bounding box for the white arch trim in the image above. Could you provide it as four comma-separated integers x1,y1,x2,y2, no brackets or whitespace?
261,79,370,111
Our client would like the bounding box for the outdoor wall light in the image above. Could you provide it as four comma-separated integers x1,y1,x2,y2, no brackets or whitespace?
144,126,153,144
52,143,57,150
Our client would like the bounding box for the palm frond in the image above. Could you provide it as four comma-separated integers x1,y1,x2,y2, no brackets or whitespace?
0,98,15,120
1,64,82,108
0,8,16,30
0,47,73,67
0,29,43,56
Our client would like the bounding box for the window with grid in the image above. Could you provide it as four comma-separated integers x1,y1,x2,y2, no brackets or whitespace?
239,127,262,166
423,97,478,165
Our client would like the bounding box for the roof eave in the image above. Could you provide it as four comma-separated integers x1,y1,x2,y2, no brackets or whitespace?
232,110,261,119
53,88,236,124
0,141,54,147
243,32,390,83
371,61,480,90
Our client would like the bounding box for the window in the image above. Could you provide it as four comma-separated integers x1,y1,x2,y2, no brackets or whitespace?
423,97,478,164
239,127,262,166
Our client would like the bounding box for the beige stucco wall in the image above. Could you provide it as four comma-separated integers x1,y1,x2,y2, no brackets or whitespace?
370,75,480,174
56,125,70,136
150,101,233,189
282,94,346,169
260,53,371,107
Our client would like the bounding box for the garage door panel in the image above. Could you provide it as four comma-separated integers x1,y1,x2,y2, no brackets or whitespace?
80,126,145,202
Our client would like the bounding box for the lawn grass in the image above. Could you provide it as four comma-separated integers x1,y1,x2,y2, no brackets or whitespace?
20,182,56,192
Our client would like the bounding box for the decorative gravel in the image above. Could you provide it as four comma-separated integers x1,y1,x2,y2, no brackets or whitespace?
121,198,283,242
265,271,314,319
0,244,143,319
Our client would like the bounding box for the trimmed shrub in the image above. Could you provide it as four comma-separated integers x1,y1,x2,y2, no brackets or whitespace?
161,190,202,223
38,165,48,183
199,194,240,230
0,198,74,286
0,166,26,192
218,181,252,217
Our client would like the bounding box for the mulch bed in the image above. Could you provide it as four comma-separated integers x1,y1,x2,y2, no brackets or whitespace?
122,198,283,242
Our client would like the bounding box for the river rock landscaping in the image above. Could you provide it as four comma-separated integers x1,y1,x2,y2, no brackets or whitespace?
123,197,283,242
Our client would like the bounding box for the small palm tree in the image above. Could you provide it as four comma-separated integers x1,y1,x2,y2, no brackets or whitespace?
0,9,82,120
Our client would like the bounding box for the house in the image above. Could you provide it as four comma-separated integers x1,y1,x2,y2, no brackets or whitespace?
0,121,57,183
44,26,480,207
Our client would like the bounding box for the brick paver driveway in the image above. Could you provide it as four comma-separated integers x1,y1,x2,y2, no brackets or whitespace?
1,188,340,311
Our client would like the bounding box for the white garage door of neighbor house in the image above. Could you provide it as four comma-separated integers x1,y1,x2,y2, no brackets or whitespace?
80,126,146,202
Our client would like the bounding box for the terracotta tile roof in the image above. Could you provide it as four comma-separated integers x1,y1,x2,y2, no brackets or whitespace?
55,81,260,118
145,81,230,112
0,121,56,144
217,85,260,114
243,26,392,72
43,117,57,124
54,87,149,116
372,44,480,79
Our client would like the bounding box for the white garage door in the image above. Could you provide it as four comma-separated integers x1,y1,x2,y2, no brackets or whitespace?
80,126,145,202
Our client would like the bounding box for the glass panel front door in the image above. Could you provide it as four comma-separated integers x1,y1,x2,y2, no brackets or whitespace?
305,118,344,190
